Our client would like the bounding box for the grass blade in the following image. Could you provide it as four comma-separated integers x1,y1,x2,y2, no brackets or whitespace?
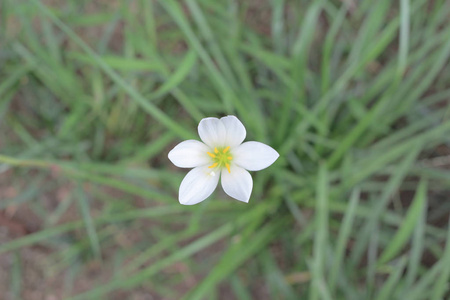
309,163,331,300
75,183,101,260
378,179,427,264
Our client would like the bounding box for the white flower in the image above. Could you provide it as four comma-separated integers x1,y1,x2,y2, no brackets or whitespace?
168,116,279,205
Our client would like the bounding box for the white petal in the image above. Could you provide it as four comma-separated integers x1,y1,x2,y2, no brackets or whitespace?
221,165,253,203
233,141,279,171
198,117,226,148
220,115,246,148
168,140,211,168
179,166,220,205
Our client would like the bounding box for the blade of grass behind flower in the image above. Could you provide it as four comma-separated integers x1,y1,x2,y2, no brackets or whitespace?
374,257,408,300
378,179,427,264
349,143,421,266
397,0,410,77
329,188,360,292
32,0,194,139
430,219,450,300
184,0,239,89
75,183,101,260
309,163,331,300
405,193,427,287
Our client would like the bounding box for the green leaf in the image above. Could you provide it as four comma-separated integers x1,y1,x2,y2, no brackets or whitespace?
378,179,427,264
75,183,102,260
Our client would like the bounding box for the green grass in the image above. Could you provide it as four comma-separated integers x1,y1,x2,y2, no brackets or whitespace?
1,0,450,299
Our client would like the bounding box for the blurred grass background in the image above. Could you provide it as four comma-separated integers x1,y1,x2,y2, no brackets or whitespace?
1,0,450,299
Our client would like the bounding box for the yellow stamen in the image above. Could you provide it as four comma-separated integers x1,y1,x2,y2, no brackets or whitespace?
207,146,233,173
208,162,218,169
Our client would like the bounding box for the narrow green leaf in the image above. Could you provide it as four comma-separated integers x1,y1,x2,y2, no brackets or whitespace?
329,188,360,292
378,179,427,264
310,163,331,300
374,257,408,300
11,253,22,300
431,219,450,300
397,0,410,77
405,193,427,287
75,183,101,260
149,49,197,99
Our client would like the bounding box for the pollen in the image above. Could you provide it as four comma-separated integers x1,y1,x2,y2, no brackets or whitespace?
207,145,233,172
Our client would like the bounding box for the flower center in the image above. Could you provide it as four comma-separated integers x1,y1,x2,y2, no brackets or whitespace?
207,146,233,173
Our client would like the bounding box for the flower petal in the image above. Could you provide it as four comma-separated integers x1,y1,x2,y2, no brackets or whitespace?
220,115,246,148
168,140,211,168
233,141,279,171
198,117,226,148
221,165,253,202
179,166,220,205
